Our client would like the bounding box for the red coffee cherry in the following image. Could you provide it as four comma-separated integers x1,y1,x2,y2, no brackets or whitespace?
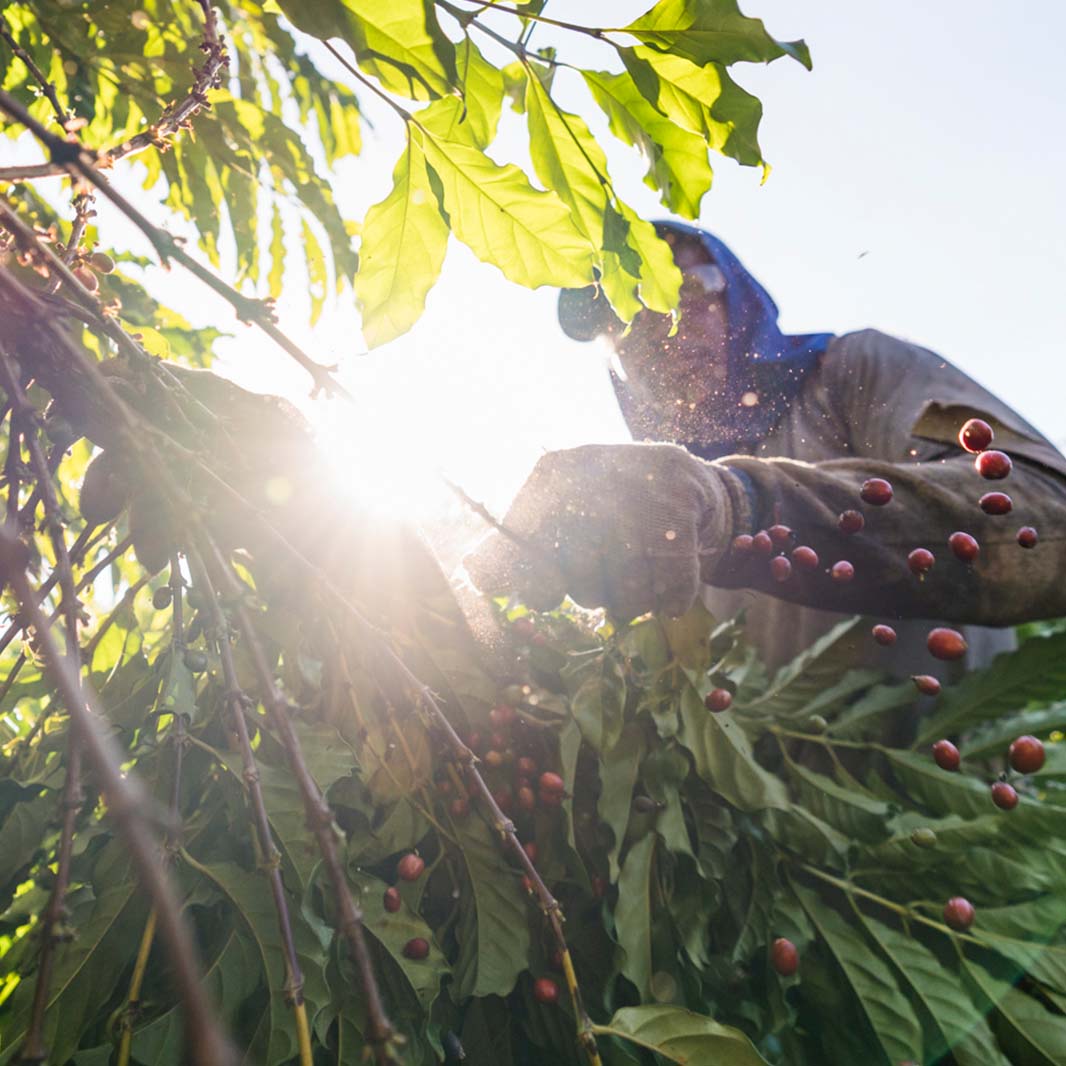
912,674,942,697
907,547,935,576
490,704,517,729
522,841,538,863
927,627,967,662
770,937,799,977
533,977,560,1004
403,937,430,960
539,771,565,796
704,688,733,713
732,533,754,555
1017,526,1038,549
752,530,774,556
494,787,514,814
517,786,536,812
975,450,1012,480
511,617,537,640
465,731,485,754
1008,735,1046,774
932,739,961,771
521,874,534,894
516,756,538,777
484,750,505,768
768,524,793,549
872,624,897,646
397,853,425,882
450,796,470,819
830,560,854,583
770,555,792,583
791,545,819,570
943,897,975,931
384,886,402,913
948,531,980,563
979,492,1012,515
860,478,893,506
838,510,865,534
991,781,1019,810
958,418,993,453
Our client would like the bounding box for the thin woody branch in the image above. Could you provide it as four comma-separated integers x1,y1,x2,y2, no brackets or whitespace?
0,14,69,126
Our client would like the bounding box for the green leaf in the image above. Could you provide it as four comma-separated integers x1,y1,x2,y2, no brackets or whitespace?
0,791,54,885
787,762,891,842
354,135,449,347
158,647,197,723
267,201,286,301
597,722,646,881
592,1004,770,1065
302,219,328,325
562,649,627,753
615,832,656,1000
795,883,924,1064
417,128,596,290
420,36,503,149
624,0,812,70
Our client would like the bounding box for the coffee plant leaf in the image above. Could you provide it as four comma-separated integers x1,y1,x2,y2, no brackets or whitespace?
597,722,647,881
561,648,627,754
0,791,58,900
786,761,892,843
615,831,657,1001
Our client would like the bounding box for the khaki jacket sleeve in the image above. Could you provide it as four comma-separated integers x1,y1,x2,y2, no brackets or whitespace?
711,330,1066,625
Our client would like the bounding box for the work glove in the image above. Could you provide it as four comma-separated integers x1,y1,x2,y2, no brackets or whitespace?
464,443,750,620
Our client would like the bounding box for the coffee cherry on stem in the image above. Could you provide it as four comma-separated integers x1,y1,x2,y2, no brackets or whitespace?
791,545,819,570
927,627,967,661
979,491,1012,516
991,781,1019,810
705,688,733,713
73,265,99,292
397,853,425,882
958,418,993,453
752,530,774,556
1008,735,1046,774
511,616,537,640
516,756,538,778
533,977,559,1005
948,531,980,563
912,674,942,697
830,560,854,583
770,555,792,583
484,750,505,769
872,624,897,646
517,786,536,812
384,886,402,913
910,827,938,848
770,938,799,977
403,937,430,960
768,524,793,549
932,739,961,771
152,586,173,611
860,478,893,506
1017,526,1038,549
908,548,935,576
490,704,516,728
838,510,865,534
943,896,975,931
89,251,116,274
732,533,754,555
975,450,1012,480
539,771,565,796
183,649,208,674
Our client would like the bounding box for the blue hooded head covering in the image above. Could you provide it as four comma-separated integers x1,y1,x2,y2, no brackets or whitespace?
558,221,834,459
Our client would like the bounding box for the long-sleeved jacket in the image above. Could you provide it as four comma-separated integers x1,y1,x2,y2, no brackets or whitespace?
705,328,1066,674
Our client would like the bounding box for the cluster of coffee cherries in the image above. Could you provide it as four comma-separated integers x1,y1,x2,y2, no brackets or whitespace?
380,852,431,960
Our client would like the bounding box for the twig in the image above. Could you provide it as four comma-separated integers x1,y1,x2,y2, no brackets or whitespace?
0,13,69,125
47,191,95,294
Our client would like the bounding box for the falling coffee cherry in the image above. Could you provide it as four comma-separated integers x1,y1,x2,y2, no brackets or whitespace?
958,418,994,453
1017,526,1038,549
932,739,961,771
533,977,560,1005
907,548,935,576
860,478,893,506
705,688,733,712
912,674,942,697
752,530,774,556
383,887,402,913
791,545,819,570
979,491,1012,515
927,627,967,661
838,510,865,534
991,781,1019,810
770,938,799,977
948,531,980,563
403,937,430,960
1008,735,1045,774
830,560,854,583
397,853,425,882
943,897,975,931
871,624,897,646
975,450,1012,480
770,556,792,583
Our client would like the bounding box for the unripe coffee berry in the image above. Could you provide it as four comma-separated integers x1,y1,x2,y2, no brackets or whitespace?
90,252,116,274
770,937,799,977
860,478,893,506
183,649,208,673
979,492,1012,515
991,781,1019,810
1008,735,1045,774
397,853,425,882
912,675,941,696
932,739,960,771
872,624,897,646
908,548,935,575
533,977,559,1004
975,450,1012,479
152,586,173,610
958,418,993,453
948,531,979,562
403,937,430,960
73,265,99,292
732,533,754,555
704,688,733,713
830,560,854,583
752,530,773,555
770,555,792,583
838,510,864,534
1017,526,1038,549
384,886,402,913
768,524,793,549
791,545,819,570
910,827,938,848
943,897,975,931
927,627,967,661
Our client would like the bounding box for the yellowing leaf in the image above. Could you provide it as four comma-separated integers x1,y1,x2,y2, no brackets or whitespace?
302,219,327,325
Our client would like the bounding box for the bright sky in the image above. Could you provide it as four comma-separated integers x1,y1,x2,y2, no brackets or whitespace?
10,1,1066,549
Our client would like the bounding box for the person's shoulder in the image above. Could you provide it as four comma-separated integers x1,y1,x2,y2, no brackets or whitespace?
827,328,942,363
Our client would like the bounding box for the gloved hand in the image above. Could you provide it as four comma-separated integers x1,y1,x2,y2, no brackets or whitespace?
464,443,750,620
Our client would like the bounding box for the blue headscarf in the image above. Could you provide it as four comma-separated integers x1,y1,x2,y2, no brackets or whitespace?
612,221,834,458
